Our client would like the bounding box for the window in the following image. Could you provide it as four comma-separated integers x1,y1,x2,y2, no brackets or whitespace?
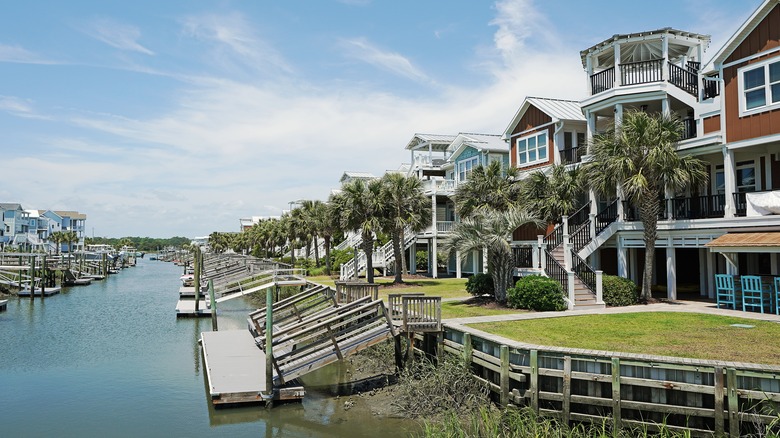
516,131,548,167
738,58,780,115
714,161,756,194
457,156,479,183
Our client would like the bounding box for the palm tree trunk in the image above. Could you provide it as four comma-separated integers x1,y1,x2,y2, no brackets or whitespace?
399,228,408,276
324,235,332,276
639,191,661,301
362,232,374,283
391,228,403,284
313,235,320,267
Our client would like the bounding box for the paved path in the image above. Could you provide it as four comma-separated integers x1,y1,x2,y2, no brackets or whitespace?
444,299,780,325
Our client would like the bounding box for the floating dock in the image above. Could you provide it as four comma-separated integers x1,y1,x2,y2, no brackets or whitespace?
17,286,61,297
179,286,197,299
201,330,268,405
175,299,212,317
0,299,7,311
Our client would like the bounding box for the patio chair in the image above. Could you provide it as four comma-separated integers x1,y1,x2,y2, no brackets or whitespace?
715,274,737,310
741,275,766,313
775,277,780,316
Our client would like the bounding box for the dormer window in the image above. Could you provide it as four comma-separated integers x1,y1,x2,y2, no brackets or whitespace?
516,131,548,167
738,57,780,116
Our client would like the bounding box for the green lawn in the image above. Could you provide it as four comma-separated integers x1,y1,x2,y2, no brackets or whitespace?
441,301,526,319
471,312,780,365
306,275,471,301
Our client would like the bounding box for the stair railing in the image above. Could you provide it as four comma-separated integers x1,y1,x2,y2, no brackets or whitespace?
571,251,596,292
544,224,564,252
567,201,591,233
544,250,568,294
595,199,619,234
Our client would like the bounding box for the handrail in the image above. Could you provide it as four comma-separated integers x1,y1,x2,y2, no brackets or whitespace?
568,201,592,233
544,250,568,293
569,222,592,253
544,223,564,251
671,194,725,219
668,63,698,96
571,251,595,292
595,199,619,235
621,59,663,86
703,75,720,99
590,67,615,94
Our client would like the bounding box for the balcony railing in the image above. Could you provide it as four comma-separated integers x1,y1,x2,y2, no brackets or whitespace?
590,67,615,94
669,63,698,96
734,192,748,217
671,194,726,219
512,247,534,268
703,76,720,100
560,146,585,165
595,199,619,234
681,118,696,140
621,59,664,86
436,221,455,233
568,201,591,234
622,200,667,221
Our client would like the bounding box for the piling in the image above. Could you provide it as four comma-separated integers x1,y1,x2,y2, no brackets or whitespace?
208,279,218,331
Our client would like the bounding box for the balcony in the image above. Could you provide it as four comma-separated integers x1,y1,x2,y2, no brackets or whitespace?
560,146,585,165
670,194,725,219
437,221,455,233
589,59,699,97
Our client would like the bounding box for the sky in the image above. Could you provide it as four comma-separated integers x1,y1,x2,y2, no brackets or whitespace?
0,0,758,238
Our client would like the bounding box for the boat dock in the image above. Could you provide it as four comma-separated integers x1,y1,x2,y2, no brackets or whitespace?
201,330,268,405
0,299,7,311
17,286,62,297
175,299,212,317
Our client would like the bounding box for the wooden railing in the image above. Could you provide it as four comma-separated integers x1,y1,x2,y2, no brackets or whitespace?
559,146,585,165
671,194,726,219
544,250,567,293
248,284,336,337
681,118,697,140
733,192,748,217
703,76,720,100
394,295,442,333
669,63,698,96
334,280,379,304
590,67,615,94
621,59,663,86
512,247,534,268
436,221,455,233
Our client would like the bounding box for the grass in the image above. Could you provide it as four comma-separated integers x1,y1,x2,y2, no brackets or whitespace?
471,312,780,365
441,300,525,319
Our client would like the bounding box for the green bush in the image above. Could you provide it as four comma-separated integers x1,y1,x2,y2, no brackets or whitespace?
602,275,639,307
416,250,428,271
465,273,494,296
507,275,566,311
330,248,353,271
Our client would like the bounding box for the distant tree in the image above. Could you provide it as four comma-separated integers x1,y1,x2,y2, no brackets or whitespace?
331,179,384,283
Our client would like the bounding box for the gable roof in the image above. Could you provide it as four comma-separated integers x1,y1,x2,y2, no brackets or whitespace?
447,133,507,163
0,203,23,211
704,0,779,70
405,133,457,151
53,210,87,220
339,171,377,183
502,97,584,140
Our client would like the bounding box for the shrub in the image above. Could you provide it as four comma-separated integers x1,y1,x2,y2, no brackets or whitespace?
416,250,428,271
465,273,494,296
507,275,566,311
602,275,639,307
330,248,354,271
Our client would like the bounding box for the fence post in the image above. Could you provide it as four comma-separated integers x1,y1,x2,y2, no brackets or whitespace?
500,345,509,406
563,356,572,425
463,332,472,365
596,270,604,304
209,280,218,331
714,367,724,437
612,357,622,435
589,213,597,239
727,368,739,438
530,349,539,413
567,272,575,310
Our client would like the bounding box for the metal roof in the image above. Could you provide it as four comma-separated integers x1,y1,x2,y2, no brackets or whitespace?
579,28,711,68
54,210,87,220
502,97,584,140
0,203,23,211
405,133,457,151
451,133,507,152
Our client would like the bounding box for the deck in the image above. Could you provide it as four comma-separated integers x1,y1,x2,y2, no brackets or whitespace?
175,299,212,317
201,330,267,405
17,286,61,297
179,286,196,299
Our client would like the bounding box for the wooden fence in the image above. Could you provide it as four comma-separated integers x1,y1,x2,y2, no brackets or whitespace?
334,281,379,304
436,325,780,437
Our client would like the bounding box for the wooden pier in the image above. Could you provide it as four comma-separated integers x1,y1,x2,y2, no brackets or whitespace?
17,286,61,297
175,299,212,317
201,330,268,405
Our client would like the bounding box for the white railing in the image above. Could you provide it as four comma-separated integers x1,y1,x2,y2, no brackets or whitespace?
437,221,455,233
339,227,416,280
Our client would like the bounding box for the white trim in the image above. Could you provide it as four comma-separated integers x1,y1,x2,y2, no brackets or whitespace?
726,132,780,150
736,56,780,117
723,45,780,70
515,130,549,168
456,155,480,183
507,120,557,139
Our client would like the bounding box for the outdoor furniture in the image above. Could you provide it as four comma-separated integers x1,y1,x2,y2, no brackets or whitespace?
775,277,780,316
715,274,737,310
741,275,766,313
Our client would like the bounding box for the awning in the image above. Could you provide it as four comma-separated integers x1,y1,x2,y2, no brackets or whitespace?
705,232,780,253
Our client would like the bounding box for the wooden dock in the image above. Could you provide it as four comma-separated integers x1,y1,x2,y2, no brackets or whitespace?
179,286,196,299
17,286,61,297
0,299,7,311
175,299,212,317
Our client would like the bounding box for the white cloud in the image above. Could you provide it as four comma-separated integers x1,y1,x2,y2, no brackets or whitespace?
0,44,55,64
85,18,154,55
339,37,432,84
0,96,51,120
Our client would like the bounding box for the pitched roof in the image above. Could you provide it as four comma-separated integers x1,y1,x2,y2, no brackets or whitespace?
704,0,779,70
53,210,87,220
448,133,507,155
580,28,711,68
339,171,378,183
502,97,584,140
706,232,780,251
405,133,457,151
0,203,23,211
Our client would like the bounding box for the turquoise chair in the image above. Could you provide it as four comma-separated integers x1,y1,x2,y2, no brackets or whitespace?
715,274,736,310
741,275,765,313
775,277,780,316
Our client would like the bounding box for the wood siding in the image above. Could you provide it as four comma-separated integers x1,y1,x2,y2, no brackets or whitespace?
509,105,554,169
702,115,721,134
724,5,780,143
512,223,546,241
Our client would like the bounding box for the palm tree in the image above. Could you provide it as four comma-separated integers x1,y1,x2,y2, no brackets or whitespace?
443,207,541,303
380,173,432,284
583,110,707,301
331,179,384,283
522,164,585,226
454,160,521,218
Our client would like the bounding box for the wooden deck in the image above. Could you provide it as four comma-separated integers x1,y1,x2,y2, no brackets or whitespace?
175,300,212,317
17,286,61,297
179,286,196,299
201,330,268,405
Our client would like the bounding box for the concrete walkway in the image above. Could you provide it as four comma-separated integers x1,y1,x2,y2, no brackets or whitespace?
444,299,780,325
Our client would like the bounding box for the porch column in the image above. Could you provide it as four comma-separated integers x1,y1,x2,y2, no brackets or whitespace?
661,97,670,116
706,251,716,299
661,35,669,82
431,237,438,279
667,246,677,300
537,235,544,269
771,253,778,276
723,147,736,218
616,184,625,223
629,248,638,283
617,236,628,277
455,250,462,279
431,195,438,278
472,250,479,274
586,111,597,153
409,245,416,275
614,103,623,132
589,191,598,215
585,54,593,96
613,43,621,88
698,248,708,297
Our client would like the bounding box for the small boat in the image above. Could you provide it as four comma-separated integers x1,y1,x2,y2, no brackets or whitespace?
181,274,194,287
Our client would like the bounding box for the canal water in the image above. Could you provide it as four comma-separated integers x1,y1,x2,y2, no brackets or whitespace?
0,258,418,437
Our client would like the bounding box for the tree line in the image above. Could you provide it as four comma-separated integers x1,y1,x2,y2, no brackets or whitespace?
85,236,191,252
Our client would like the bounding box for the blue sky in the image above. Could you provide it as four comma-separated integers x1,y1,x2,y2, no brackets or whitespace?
0,0,757,238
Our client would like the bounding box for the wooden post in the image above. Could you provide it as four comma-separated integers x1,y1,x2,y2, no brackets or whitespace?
563,356,572,425
727,368,739,438
41,255,46,295
194,248,201,313
463,333,472,365
394,335,404,370
29,256,35,301
102,253,107,277
612,357,622,435
500,345,509,406
530,349,539,413
714,367,724,437
208,280,218,331
436,331,444,360
265,284,274,401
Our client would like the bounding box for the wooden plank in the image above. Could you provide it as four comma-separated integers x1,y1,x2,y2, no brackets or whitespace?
530,349,539,413
500,345,509,406
612,357,621,434
714,367,724,437
563,356,571,425
201,330,266,403
727,368,739,438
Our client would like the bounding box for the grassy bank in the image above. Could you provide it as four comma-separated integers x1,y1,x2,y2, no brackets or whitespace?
471,312,780,364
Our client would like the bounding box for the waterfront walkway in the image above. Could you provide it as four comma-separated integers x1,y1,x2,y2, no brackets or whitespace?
445,299,780,325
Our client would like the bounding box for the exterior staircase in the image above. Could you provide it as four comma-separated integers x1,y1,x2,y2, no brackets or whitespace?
542,199,621,310
339,228,416,280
